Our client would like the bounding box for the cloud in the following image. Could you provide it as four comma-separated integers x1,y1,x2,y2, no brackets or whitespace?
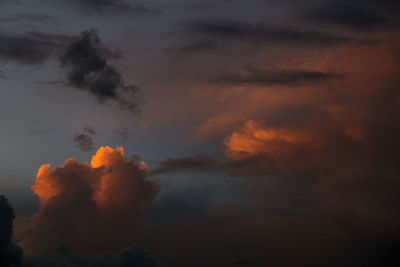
70,0,156,15
0,196,23,267
210,65,342,86
60,29,143,112
0,13,56,24
302,2,388,30
151,154,220,175
182,19,353,48
73,134,94,152
16,146,159,257
76,0,131,10
83,125,97,136
298,0,400,30
73,126,97,152
0,31,71,65
152,40,400,247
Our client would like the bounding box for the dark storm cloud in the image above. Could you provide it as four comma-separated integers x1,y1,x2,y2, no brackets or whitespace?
183,19,353,48
302,2,389,30
60,29,142,112
210,66,343,86
0,196,23,267
0,32,71,65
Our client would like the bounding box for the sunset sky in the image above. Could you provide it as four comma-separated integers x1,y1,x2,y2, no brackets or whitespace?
1,1,400,266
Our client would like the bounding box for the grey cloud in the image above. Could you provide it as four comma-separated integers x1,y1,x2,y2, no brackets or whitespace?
0,31,72,65
73,0,155,15
302,2,389,30
60,29,142,112
183,19,353,48
210,66,343,86
73,134,94,152
150,154,221,175
83,126,97,136
74,126,97,152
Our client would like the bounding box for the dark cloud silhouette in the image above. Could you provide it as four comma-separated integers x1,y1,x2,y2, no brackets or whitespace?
0,196,23,267
183,19,353,48
210,66,343,86
302,2,388,30
60,29,142,112
0,31,71,65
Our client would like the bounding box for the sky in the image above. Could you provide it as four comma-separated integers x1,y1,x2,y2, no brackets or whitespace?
0,0,400,266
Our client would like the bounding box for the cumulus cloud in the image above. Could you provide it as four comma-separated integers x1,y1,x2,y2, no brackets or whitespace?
0,196,23,267
16,146,159,257
60,29,142,112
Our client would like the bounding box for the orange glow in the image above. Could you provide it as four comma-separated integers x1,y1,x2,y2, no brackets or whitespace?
20,146,159,255
31,146,157,208
224,120,316,158
31,164,58,203
90,146,125,168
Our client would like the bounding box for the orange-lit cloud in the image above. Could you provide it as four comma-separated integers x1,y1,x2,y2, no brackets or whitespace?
17,146,159,257
224,120,320,160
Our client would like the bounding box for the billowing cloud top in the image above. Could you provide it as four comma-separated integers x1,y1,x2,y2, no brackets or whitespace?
17,147,159,257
